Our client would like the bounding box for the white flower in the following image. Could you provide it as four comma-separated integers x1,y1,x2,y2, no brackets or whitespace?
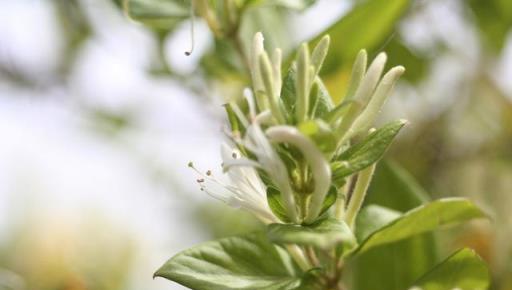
191,143,278,224
239,123,299,223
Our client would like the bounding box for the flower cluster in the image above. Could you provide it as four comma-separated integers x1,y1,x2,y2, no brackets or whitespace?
191,32,405,226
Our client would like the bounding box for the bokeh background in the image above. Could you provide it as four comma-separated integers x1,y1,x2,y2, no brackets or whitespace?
0,0,511,289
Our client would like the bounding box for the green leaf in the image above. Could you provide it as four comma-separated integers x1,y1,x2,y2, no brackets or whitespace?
267,187,292,223
411,248,490,290
348,233,439,290
311,0,411,76
355,204,401,242
298,119,337,153
281,66,334,124
332,119,406,179
281,65,298,122
119,0,189,30
267,218,356,250
309,79,334,119
154,233,302,290
319,186,337,216
354,198,487,255
224,103,246,135
347,162,438,290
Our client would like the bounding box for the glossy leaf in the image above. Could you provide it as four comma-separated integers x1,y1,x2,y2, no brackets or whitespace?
355,204,401,242
319,185,337,216
267,218,356,250
155,233,302,290
348,234,438,290
411,248,490,290
332,119,406,179
354,198,487,255
267,187,292,223
347,160,438,290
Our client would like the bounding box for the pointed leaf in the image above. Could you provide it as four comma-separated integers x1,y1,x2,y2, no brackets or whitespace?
410,248,490,290
319,186,337,216
355,204,401,242
332,119,406,179
309,79,334,119
154,233,302,290
267,187,292,223
354,198,487,255
348,164,438,290
281,65,297,122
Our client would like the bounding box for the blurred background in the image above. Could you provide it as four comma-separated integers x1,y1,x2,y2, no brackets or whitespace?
0,0,510,289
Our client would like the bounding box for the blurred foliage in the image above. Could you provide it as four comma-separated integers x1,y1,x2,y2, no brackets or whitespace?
0,215,137,290
1,0,512,289
194,203,264,238
468,0,512,53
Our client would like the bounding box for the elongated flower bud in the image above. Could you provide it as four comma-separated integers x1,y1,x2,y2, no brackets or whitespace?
311,35,330,76
348,66,405,137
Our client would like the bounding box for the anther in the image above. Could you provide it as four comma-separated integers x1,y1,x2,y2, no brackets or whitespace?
197,178,205,183
206,170,212,176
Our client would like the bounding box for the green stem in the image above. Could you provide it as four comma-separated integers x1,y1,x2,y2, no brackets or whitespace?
344,164,376,229
286,245,311,271
334,182,348,220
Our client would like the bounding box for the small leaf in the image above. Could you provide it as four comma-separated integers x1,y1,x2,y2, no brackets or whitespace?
281,65,297,122
298,119,337,153
267,187,292,223
154,233,302,290
281,65,334,123
410,248,490,290
319,186,337,216
309,79,334,119
355,204,401,242
332,119,406,179
224,103,246,135
354,198,487,255
267,218,356,250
